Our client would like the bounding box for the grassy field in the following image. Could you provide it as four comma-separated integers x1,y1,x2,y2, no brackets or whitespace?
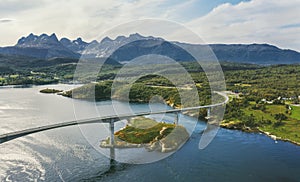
129,117,159,129
261,121,300,143
238,104,300,143
290,106,300,120
115,117,176,144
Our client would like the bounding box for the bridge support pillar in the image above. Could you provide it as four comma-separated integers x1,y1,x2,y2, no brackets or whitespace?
207,108,211,119
174,112,179,125
109,119,115,161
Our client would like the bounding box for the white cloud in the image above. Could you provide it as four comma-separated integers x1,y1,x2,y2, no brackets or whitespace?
163,0,197,21
0,0,299,52
186,0,300,51
0,0,172,45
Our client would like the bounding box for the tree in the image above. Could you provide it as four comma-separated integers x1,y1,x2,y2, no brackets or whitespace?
274,113,287,121
242,114,257,127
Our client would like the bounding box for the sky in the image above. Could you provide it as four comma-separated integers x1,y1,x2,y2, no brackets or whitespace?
0,0,299,51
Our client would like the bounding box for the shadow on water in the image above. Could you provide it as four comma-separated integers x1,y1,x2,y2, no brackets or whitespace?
83,159,131,182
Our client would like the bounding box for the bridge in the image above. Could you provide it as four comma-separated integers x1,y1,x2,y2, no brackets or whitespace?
0,91,229,146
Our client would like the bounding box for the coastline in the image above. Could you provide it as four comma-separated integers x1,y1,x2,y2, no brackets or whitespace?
257,128,300,146
220,121,300,146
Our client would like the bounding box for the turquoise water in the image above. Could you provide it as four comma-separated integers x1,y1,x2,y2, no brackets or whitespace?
0,85,299,181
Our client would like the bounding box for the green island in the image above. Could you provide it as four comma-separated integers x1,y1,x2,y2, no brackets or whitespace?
8,60,300,146
100,116,190,153
39,88,63,94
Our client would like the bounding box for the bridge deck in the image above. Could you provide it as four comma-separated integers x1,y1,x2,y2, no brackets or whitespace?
0,91,228,144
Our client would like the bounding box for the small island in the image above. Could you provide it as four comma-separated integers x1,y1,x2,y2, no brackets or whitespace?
40,88,63,94
100,117,190,153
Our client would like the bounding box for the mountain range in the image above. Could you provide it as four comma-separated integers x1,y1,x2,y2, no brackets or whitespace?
0,33,299,65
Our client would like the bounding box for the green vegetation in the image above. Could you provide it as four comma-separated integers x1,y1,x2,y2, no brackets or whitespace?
225,64,300,100
0,55,121,86
100,117,189,152
222,98,300,144
219,64,300,144
63,81,113,100
128,117,159,129
290,106,300,120
115,117,176,144
64,73,207,110
40,88,63,94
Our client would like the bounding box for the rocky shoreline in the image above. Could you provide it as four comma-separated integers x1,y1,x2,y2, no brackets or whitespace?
257,128,300,146
100,119,190,153
220,121,300,146
100,137,145,149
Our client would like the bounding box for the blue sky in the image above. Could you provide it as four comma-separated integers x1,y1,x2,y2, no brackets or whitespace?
159,0,250,21
0,0,299,51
